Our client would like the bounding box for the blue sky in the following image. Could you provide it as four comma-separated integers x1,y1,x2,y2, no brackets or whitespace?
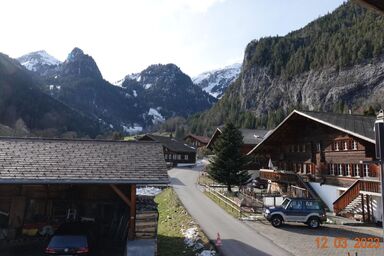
0,0,345,82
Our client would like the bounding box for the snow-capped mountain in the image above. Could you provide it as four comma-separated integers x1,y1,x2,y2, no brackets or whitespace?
15,49,216,135
17,50,61,72
193,63,241,98
120,63,217,119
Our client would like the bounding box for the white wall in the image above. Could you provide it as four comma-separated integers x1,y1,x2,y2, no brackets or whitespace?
308,182,344,211
371,195,383,223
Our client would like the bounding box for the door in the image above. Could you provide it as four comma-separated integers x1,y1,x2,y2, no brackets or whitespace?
285,200,305,222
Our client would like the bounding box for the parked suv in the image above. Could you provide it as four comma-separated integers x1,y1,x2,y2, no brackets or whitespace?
264,197,326,228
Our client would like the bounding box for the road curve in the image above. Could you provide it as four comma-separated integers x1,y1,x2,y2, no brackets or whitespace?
169,165,292,256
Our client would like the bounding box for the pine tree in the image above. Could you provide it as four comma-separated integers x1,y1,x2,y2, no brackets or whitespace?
208,123,250,192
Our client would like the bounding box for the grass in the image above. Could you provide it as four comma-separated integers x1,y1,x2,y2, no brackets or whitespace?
155,188,211,256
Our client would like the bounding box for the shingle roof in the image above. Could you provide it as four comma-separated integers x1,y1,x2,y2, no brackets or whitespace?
184,134,210,144
298,111,376,142
247,110,376,155
140,134,196,153
239,129,270,145
0,137,169,184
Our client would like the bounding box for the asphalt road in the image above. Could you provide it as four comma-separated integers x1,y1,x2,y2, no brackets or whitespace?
169,165,292,256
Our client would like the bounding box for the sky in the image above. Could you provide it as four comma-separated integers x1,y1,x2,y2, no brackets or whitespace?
0,0,345,82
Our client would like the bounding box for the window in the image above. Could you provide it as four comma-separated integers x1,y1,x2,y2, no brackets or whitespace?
338,164,343,176
303,164,307,174
334,141,340,151
288,200,303,210
364,164,369,177
185,154,189,160
177,154,181,160
343,141,349,150
346,164,351,176
281,198,291,208
301,144,306,152
304,201,320,210
329,164,335,175
352,140,358,150
352,164,360,177
316,143,321,152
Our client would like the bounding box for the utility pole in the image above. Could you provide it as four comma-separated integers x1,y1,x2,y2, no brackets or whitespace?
374,110,384,240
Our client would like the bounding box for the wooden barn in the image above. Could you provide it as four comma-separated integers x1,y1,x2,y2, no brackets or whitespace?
0,137,168,249
207,127,270,155
138,134,196,166
248,110,382,223
184,134,210,148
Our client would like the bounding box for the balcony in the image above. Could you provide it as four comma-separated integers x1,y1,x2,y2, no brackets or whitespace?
259,169,298,184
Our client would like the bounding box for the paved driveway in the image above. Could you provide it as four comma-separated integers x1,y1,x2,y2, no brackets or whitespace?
245,220,384,256
169,166,291,256
170,164,384,256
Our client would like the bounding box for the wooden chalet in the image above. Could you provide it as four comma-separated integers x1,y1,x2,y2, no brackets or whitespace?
248,110,382,223
0,137,168,247
184,134,210,148
138,134,196,166
207,127,270,155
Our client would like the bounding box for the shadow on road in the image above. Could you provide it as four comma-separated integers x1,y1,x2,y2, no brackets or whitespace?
217,239,282,256
169,177,185,186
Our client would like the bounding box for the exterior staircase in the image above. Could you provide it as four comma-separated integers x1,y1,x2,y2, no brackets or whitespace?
333,179,380,215
296,174,330,211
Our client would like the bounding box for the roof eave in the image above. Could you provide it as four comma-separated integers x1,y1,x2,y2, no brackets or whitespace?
0,178,170,185
247,110,375,156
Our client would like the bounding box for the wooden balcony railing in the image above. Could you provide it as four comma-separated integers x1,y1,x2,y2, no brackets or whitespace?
260,169,298,183
333,179,381,214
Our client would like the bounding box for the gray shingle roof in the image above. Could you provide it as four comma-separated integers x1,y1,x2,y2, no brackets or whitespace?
140,134,196,153
239,129,270,145
298,111,376,142
247,110,376,155
0,137,169,184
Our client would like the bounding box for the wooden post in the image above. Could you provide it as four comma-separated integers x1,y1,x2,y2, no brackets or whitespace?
366,195,371,223
128,184,136,240
361,194,365,222
110,184,131,208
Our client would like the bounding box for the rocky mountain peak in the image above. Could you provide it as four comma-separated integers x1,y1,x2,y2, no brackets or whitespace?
193,63,242,98
66,47,85,62
17,50,61,72
62,48,102,80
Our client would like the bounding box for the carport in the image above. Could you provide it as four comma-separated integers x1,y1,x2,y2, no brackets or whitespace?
0,137,168,247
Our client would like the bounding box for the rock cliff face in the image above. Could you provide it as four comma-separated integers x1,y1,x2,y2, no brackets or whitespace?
188,1,384,134
238,57,384,115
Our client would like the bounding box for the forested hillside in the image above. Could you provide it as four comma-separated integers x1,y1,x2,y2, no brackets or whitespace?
188,1,384,135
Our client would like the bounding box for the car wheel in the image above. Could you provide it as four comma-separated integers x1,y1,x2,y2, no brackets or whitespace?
259,184,264,189
307,217,320,229
271,215,283,228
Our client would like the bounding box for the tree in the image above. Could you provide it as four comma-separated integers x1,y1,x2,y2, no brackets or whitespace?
208,123,250,192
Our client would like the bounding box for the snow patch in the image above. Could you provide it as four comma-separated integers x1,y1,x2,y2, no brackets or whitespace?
148,108,165,124
136,187,162,196
193,63,241,98
143,83,152,89
113,78,124,87
18,50,61,71
122,124,143,134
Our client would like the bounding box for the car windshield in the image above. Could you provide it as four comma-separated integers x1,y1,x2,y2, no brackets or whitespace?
281,198,291,209
48,235,88,248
